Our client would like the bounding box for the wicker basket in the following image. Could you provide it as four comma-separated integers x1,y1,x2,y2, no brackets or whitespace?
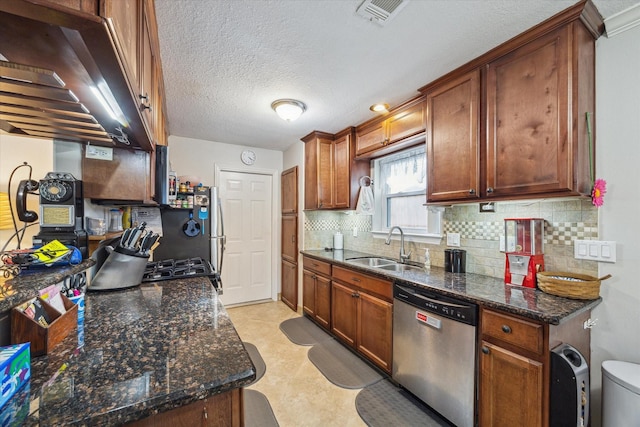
537,271,611,300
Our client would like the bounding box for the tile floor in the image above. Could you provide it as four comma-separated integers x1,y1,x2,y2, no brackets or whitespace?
227,301,367,427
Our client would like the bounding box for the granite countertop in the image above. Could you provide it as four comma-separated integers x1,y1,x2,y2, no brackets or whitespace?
0,259,95,313
302,249,601,325
11,277,255,426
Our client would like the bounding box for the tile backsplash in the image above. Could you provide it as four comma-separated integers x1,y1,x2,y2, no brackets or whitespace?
304,198,599,279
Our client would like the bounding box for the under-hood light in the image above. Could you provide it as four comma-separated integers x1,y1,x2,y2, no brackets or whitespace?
90,85,127,126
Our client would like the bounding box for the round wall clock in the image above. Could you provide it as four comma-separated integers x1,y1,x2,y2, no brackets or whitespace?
241,150,256,165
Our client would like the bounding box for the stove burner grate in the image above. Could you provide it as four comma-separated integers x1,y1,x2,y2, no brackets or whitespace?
141,258,220,289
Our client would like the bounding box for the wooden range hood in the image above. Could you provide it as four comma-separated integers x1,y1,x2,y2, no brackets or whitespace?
0,0,153,151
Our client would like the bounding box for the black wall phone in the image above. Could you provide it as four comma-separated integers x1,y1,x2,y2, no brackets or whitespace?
16,178,39,223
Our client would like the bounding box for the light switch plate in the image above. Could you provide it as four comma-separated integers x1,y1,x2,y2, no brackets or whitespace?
574,239,617,263
447,233,460,247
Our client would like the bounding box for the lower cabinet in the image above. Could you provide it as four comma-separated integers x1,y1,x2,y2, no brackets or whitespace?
281,259,297,312
126,388,243,427
331,266,393,373
479,341,543,427
302,257,331,330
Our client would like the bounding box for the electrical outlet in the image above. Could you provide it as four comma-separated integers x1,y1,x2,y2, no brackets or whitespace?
499,235,505,252
574,240,617,263
446,233,460,247
85,145,113,161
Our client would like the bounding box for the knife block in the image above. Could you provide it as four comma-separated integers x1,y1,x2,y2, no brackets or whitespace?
11,295,78,356
89,246,149,291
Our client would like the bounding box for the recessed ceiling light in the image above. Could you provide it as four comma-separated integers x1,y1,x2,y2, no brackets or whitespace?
271,99,307,121
370,103,389,113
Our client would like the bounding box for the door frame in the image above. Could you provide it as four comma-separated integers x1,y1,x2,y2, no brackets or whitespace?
214,164,280,302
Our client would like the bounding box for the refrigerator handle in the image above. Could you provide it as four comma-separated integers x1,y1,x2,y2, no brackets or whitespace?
217,194,225,274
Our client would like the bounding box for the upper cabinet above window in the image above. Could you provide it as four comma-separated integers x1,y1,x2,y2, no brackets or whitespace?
355,97,426,159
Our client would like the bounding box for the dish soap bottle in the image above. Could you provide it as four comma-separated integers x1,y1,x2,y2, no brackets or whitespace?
424,248,431,270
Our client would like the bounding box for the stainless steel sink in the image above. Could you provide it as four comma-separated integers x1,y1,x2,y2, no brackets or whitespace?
377,263,424,273
345,257,397,267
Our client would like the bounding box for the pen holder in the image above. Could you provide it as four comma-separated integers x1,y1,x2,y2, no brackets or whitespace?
89,246,149,291
11,295,77,356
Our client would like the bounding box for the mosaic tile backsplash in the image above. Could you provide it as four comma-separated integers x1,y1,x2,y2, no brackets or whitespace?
304,198,599,279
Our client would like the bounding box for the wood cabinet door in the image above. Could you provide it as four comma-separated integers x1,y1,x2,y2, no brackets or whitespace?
427,70,480,203
102,0,140,93
140,8,155,134
333,133,350,209
357,291,392,372
314,274,331,330
281,167,298,213
486,26,571,198
281,259,297,312
317,138,334,208
302,269,316,318
281,215,297,263
126,388,242,427
387,99,425,145
479,341,543,427
331,281,357,347
356,120,386,156
83,147,150,201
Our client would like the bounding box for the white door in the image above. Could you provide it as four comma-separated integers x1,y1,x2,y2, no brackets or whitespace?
218,170,273,305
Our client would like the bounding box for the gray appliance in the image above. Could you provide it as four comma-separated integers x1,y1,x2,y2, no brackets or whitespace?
392,282,478,427
550,343,590,427
152,186,225,287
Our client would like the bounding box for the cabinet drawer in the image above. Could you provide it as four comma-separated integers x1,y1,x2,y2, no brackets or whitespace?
332,266,392,301
302,256,331,276
482,309,544,355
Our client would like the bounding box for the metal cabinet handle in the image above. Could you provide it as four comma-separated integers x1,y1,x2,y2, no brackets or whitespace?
291,235,295,243
487,187,494,193
203,406,208,420
141,104,152,111
351,277,361,282
469,189,475,194
139,93,149,102
501,325,512,334
482,346,490,355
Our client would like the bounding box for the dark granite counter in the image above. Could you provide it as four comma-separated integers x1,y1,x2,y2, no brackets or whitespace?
302,249,601,325
0,259,95,314
10,277,254,426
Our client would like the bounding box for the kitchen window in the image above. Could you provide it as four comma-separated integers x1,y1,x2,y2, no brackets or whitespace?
371,145,442,242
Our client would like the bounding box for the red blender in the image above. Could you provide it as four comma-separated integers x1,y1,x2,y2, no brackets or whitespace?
504,218,545,288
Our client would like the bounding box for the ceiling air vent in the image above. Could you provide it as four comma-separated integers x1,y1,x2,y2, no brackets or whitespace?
356,0,409,25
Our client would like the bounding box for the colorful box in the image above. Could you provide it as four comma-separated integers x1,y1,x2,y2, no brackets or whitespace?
0,343,30,409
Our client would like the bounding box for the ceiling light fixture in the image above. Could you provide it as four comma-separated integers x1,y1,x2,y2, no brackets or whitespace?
271,99,307,121
370,103,390,113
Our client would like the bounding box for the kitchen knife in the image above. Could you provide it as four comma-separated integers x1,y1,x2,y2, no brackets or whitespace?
126,222,146,249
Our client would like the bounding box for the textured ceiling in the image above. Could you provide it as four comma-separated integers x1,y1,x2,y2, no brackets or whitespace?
155,0,639,152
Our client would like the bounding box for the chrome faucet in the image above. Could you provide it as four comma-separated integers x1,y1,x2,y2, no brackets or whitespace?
385,226,411,263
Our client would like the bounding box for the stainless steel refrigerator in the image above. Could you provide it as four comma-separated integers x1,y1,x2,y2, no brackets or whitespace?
153,186,225,282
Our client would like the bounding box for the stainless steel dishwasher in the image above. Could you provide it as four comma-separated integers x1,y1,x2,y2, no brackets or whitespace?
392,282,478,427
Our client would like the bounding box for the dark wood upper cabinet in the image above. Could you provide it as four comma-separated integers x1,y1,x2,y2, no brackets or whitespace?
426,69,480,203
83,146,151,202
421,1,601,204
302,128,368,210
281,167,298,214
355,97,426,159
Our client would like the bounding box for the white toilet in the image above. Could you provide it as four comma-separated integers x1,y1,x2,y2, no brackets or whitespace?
601,360,640,427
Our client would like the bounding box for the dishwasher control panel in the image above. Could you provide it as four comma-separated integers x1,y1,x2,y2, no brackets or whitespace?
393,283,478,326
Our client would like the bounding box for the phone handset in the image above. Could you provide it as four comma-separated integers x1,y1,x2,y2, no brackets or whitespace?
16,179,39,223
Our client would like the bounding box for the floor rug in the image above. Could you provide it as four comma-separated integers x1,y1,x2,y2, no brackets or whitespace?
243,342,266,386
244,389,279,427
279,316,332,346
356,379,452,427
308,339,383,389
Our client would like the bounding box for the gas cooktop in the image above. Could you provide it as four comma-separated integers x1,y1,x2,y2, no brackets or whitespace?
142,258,220,289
